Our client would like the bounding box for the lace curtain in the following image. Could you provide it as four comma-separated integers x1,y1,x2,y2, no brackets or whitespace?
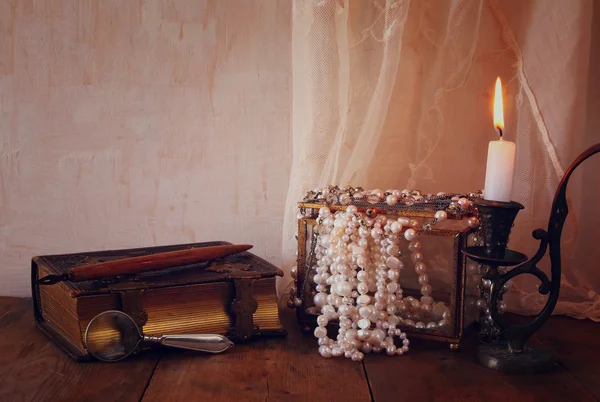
282,0,600,320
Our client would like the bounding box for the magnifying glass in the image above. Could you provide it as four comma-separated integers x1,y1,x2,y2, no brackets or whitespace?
84,310,234,362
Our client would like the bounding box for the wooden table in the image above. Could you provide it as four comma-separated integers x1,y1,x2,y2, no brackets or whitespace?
1,296,599,401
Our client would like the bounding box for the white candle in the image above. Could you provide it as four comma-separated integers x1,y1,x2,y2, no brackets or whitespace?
483,77,516,202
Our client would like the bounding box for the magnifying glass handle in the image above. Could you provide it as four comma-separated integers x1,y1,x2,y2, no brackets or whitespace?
144,334,234,354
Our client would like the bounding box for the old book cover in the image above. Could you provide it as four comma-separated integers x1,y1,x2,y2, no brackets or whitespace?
31,241,286,361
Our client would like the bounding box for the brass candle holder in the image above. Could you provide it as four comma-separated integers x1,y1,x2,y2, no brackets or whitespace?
463,143,600,373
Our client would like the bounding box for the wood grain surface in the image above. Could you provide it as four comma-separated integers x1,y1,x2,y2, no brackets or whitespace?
0,297,160,402
363,336,595,402
142,311,371,402
1,297,600,401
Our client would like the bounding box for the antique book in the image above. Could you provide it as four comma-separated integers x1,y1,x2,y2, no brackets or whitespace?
31,241,286,361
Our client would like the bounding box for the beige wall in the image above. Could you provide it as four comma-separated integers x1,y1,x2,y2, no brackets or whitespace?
0,1,292,296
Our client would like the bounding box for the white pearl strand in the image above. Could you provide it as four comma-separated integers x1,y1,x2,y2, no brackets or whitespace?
313,206,410,360
313,205,455,360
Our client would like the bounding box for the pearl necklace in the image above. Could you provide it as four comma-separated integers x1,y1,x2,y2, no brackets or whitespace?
313,205,454,360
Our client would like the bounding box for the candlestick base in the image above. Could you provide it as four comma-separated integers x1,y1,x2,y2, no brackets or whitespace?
478,342,558,374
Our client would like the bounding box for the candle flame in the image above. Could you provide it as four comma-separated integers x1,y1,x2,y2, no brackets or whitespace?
494,76,504,133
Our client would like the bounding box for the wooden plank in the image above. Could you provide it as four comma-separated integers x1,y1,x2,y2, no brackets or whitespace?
0,297,160,402
363,325,596,402
142,310,372,402
0,296,22,317
536,316,600,400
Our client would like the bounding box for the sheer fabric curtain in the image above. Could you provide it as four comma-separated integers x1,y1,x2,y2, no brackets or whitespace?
282,0,600,320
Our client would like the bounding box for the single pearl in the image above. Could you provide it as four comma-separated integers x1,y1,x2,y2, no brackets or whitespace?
352,351,364,362
386,194,398,206
386,345,397,355
467,216,479,228
398,217,411,225
314,327,328,338
418,274,429,285
386,256,401,269
421,284,432,296
434,210,447,222
357,295,371,306
361,342,373,353
317,316,329,327
387,282,399,293
337,264,349,274
338,305,350,316
358,238,368,248
357,283,368,294
390,221,402,234
371,328,386,344
318,345,332,358
359,305,373,318
314,292,327,308
386,244,400,256
415,321,425,329
357,270,368,282
319,207,331,217
358,318,371,329
371,228,383,238
426,322,438,329
404,229,417,241
458,197,469,209
415,262,427,274
411,252,423,263
336,281,353,297
387,269,400,281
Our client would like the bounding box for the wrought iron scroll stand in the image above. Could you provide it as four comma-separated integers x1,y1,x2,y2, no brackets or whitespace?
463,143,600,373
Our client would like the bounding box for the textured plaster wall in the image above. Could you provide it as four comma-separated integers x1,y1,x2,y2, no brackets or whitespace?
0,1,292,296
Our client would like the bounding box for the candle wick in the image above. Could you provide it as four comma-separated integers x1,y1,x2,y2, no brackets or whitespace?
497,127,503,138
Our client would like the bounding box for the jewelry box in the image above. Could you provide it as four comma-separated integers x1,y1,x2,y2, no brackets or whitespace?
288,186,482,350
